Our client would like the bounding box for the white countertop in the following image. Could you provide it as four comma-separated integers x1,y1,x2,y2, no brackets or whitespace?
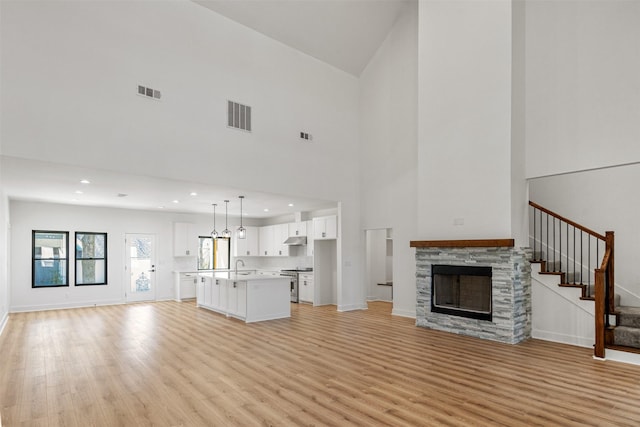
197,272,287,281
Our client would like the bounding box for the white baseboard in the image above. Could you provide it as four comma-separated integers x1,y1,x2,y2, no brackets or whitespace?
532,329,593,349
605,348,640,366
338,303,368,312
0,311,8,336
392,308,416,319
10,299,125,313
337,302,366,311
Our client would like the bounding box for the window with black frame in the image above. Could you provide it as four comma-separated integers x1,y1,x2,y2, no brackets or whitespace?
33,230,69,288
198,236,230,270
75,232,107,285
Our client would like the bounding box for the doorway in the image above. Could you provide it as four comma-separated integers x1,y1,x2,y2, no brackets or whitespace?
365,229,393,302
125,234,156,302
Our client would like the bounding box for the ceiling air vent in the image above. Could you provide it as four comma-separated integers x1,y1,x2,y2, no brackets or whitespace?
137,85,161,100
227,100,252,132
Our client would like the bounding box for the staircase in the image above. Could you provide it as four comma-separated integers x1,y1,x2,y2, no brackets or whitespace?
529,201,640,358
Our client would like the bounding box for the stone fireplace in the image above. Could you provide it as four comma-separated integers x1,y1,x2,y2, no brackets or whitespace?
411,239,532,344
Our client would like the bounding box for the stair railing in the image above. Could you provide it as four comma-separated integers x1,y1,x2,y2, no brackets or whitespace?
594,237,614,358
529,201,615,358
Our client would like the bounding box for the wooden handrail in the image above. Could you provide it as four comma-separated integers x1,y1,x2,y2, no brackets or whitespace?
529,201,606,241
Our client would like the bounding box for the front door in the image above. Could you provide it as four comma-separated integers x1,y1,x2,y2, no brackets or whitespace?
125,234,156,302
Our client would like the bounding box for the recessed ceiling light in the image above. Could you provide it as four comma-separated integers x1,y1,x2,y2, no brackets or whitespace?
263,208,269,212
172,200,179,204
288,203,294,207
158,206,164,209
80,179,90,184
75,190,83,194
190,192,197,196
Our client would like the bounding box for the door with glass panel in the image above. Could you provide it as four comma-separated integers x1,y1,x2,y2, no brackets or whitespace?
125,234,156,302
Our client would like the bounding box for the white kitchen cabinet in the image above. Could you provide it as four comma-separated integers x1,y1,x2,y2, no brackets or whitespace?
275,223,290,256
288,221,307,237
227,280,247,319
259,225,274,256
196,278,205,305
258,224,289,256
203,276,213,307
234,226,259,257
299,273,314,304
197,274,290,322
173,222,197,256
306,220,314,256
313,215,337,240
175,272,197,301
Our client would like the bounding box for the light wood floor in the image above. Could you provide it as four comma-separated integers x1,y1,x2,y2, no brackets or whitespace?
2,301,640,426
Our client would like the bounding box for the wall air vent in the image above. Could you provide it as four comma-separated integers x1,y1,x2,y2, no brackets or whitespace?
137,85,161,100
227,100,252,132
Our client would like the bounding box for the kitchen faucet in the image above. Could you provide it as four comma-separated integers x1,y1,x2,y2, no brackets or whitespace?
235,259,245,275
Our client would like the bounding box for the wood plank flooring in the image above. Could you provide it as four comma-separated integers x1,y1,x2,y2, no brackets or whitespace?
2,301,640,426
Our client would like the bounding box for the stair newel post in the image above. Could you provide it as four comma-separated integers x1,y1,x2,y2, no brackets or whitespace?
606,231,615,314
594,267,606,359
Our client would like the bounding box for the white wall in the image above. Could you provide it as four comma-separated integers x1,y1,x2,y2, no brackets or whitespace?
359,2,418,317
1,0,363,310
417,0,513,240
525,0,640,178
529,164,640,306
0,177,9,332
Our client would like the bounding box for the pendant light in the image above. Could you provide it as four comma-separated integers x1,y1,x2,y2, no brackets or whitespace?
237,195,246,239
222,200,231,238
210,203,219,240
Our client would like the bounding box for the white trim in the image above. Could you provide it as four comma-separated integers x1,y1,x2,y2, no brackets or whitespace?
532,329,593,349
392,308,416,319
337,303,367,312
605,349,640,366
0,311,9,336
10,300,124,313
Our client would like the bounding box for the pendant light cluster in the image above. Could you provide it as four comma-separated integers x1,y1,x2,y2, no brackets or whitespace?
210,196,246,240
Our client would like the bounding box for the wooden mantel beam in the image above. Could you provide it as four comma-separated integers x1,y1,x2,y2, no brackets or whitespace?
409,239,515,248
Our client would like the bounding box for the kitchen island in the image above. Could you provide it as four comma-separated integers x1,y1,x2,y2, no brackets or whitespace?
196,272,290,323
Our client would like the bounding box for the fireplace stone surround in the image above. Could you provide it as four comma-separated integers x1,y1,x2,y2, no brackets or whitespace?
411,240,532,344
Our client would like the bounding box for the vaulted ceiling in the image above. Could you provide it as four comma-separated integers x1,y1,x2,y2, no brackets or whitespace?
193,0,412,76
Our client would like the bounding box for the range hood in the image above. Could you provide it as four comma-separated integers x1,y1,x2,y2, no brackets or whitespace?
284,236,307,245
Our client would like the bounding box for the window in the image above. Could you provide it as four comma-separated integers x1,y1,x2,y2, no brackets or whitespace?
75,232,107,285
33,231,69,287
198,237,230,270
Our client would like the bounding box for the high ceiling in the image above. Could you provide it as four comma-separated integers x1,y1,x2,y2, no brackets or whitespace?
193,0,412,76
2,0,410,217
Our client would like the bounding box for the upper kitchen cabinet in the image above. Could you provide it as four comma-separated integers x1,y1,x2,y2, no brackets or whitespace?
288,221,307,237
313,215,337,240
259,225,274,256
275,223,290,256
234,226,259,257
259,224,290,256
174,222,197,256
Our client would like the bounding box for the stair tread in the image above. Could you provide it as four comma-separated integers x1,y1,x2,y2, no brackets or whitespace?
613,325,640,349
617,306,640,315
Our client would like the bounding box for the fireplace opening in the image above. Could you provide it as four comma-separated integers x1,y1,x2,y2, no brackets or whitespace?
432,264,492,321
